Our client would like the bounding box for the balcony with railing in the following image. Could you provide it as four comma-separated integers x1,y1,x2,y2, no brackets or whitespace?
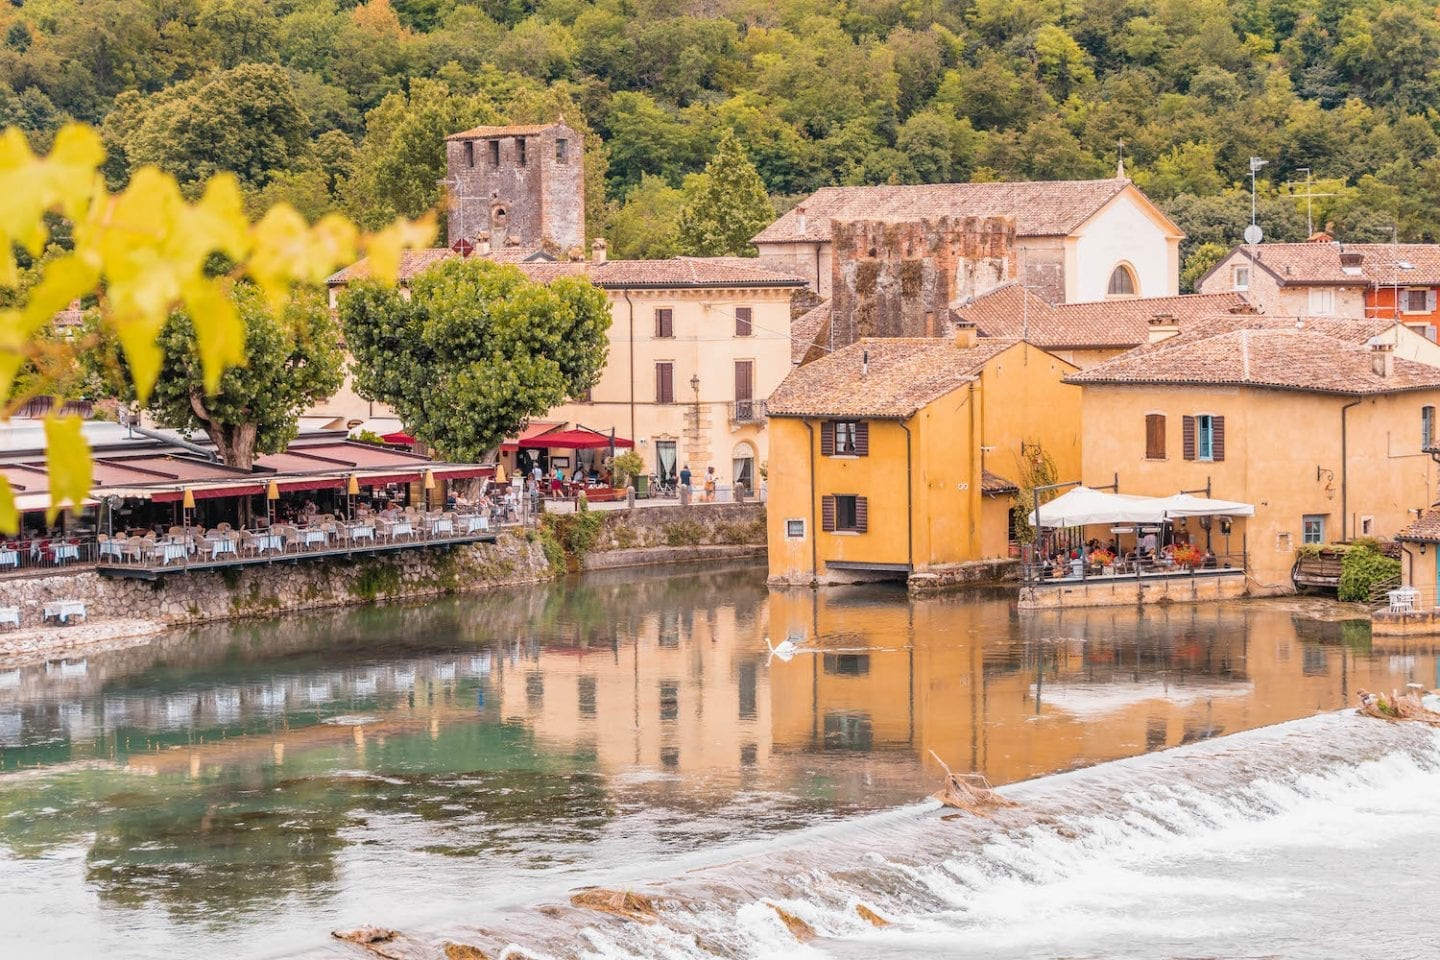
729,399,766,424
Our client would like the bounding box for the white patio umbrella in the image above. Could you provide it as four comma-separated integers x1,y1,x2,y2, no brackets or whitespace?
1153,493,1255,517
1028,486,1159,528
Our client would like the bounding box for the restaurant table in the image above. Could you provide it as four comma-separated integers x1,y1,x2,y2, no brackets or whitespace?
383,520,414,540
461,515,489,533
159,540,189,565
0,607,18,628
43,600,87,624
427,517,454,535
97,541,125,560
255,533,285,553
206,538,238,559
347,524,376,542
50,543,79,563
0,549,17,568
300,529,328,548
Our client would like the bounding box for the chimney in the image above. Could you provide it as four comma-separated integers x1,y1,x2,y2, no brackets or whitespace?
794,205,807,234
861,348,869,377
1147,313,1180,344
1370,338,1395,378
954,321,978,349
591,237,608,265
475,231,491,257
1340,251,1364,269
1227,303,1259,314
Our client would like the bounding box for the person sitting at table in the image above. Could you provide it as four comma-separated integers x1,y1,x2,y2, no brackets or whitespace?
1203,547,1217,568
380,504,400,521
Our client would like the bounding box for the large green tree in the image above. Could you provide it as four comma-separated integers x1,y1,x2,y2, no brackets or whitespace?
89,285,344,469
676,132,772,257
339,258,611,461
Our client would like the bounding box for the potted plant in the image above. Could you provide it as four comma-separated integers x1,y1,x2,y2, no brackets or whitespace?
1089,547,1115,575
1171,544,1203,568
611,450,647,497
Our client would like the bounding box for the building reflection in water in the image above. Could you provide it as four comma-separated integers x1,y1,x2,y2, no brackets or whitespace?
0,564,1436,947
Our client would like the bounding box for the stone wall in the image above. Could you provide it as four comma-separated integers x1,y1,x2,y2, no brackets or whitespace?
829,216,1016,349
592,502,766,552
0,533,552,628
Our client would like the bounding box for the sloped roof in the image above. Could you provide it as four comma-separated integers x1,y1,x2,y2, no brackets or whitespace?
1137,312,1399,350
791,299,831,364
446,122,567,140
953,284,1251,349
328,252,806,290
766,337,1016,418
1397,510,1440,542
1220,243,1440,287
982,470,1019,495
1067,328,1440,396
753,179,1157,244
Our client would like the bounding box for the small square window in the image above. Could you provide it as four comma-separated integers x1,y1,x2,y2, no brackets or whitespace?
786,519,805,539
1233,265,1249,291
834,421,859,455
1302,514,1326,545
516,138,527,166
488,140,500,165
463,140,474,168
555,138,568,163
1405,288,1430,313
1308,288,1336,315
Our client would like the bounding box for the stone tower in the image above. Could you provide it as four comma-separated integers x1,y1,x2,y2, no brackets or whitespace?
443,121,585,253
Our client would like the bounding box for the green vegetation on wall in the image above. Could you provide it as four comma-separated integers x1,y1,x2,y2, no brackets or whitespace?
1337,543,1402,602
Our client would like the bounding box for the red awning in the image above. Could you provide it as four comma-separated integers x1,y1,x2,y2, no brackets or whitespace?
516,429,634,450
500,421,566,452
381,431,416,445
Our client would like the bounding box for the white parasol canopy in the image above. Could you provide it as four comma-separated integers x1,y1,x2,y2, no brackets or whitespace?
1030,487,1255,528
1152,493,1255,518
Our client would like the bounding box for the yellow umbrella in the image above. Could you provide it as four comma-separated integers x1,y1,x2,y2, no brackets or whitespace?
182,487,196,510
423,470,436,490
266,479,280,500
347,474,361,495
495,463,507,484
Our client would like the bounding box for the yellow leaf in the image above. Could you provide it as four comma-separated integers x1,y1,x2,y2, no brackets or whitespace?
20,254,100,328
0,477,14,536
43,415,92,523
184,278,246,394
365,215,437,283
113,314,167,404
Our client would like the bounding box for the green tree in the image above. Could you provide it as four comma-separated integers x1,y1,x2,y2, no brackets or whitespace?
89,285,345,469
1180,241,1227,292
676,132,772,257
339,258,611,461
603,174,685,260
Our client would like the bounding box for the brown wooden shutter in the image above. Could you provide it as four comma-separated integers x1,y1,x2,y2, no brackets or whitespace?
1212,415,1225,461
1182,415,1196,461
855,496,868,533
655,308,673,338
821,495,836,532
734,360,753,400
656,362,673,403
855,422,870,457
1145,414,1165,459
820,422,835,456
735,307,753,336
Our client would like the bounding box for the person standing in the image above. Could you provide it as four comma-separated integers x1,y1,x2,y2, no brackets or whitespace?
703,466,717,502
679,463,692,491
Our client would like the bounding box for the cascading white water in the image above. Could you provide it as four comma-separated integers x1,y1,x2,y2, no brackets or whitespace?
421,713,1440,960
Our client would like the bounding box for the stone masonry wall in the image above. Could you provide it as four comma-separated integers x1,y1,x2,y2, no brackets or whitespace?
0,532,552,628
592,502,766,552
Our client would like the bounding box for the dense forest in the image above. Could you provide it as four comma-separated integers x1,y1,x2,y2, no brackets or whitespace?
6,0,1440,285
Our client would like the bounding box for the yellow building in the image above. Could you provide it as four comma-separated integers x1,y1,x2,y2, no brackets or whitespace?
1070,325,1440,593
764,328,1081,585
327,248,805,487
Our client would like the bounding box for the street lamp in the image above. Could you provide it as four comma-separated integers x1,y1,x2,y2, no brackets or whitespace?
690,373,700,396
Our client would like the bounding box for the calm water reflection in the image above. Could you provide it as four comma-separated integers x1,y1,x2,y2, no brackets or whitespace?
0,563,1432,958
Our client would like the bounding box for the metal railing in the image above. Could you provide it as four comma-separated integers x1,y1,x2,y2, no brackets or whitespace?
0,537,101,574
729,399,766,424
1022,551,1249,586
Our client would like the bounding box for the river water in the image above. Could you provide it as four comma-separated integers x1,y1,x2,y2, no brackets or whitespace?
1,562,1437,959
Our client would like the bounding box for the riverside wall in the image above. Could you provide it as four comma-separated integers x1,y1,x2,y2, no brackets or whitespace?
0,503,769,631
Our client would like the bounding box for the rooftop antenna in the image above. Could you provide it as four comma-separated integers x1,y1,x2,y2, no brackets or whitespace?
1245,157,1268,245
1286,167,1336,236
1116,139,1126,179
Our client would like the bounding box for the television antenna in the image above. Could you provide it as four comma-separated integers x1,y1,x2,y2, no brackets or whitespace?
1285,167,1337,236
1245,156,1268,245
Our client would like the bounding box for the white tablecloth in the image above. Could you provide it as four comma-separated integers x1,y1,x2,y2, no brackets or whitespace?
384,521,414,539
160,541,188,564
348,525,375,542
462,515,489,533
98,541,125,560
255,534,285,553
44,601,87,623
301,529,328,547
206,538,238,559
0,607,19,628
50,544,79,562
428,518,454,535
0,550,17,568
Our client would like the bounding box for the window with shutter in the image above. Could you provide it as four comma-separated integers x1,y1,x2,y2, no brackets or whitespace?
1211,415,1225,461
1145,414,1166,460
821,495,836,532
1182,415,1196,460
854,422,869,457
735,307,753,337
855,496,868,533
833,495,859,531
1424,406,1435,449
655,308,674,338
1196,414,1215,461
820,422,835,456
831,421,861,455
655,362,674,403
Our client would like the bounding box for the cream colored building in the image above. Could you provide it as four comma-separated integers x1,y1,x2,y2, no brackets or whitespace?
752,175,1183,305
327,249,805,485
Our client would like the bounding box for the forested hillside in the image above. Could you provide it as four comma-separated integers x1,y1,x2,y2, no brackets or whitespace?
5,0,1437,282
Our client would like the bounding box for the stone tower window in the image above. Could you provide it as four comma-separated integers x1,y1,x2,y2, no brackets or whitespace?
492,204,508,230
517,138,527,166
488,140,500,166
463,140,474,168
555,138,569,163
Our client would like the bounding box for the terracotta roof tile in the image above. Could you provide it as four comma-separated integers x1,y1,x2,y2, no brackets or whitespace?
953,284,1250,349
791,299,831,364
754,179,1147,243
1228,243,1440,286
1398,510,1440,542
982,470,1019,495
1068,327,1440,396
767,337,1016,419
446,123,566,140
